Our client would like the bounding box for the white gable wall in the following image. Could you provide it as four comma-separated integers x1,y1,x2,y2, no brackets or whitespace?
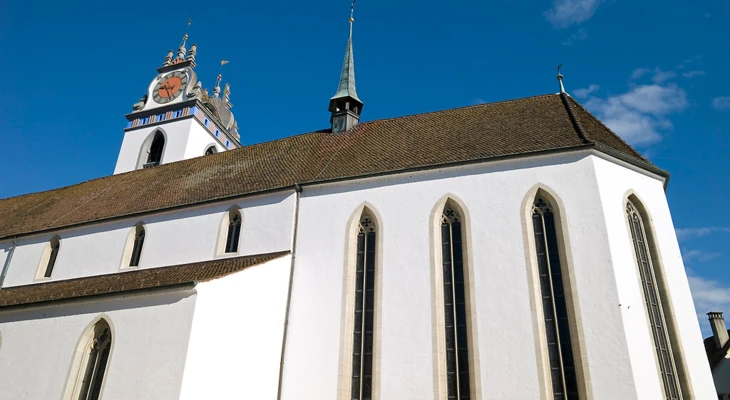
593,156,717,399
0,190,295,288
179,255,292,399
280,152,664,399
0,288,197,400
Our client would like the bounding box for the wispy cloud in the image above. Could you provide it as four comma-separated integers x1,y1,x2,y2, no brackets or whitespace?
630,67,678,84
689,272,730,336
584,83,688,146
676,227,730,241
683,250,722,262
573,84,600,99
562,28,588,46
544,0,605,28
713,97,730,110
472,98,487,105
682,70,706,78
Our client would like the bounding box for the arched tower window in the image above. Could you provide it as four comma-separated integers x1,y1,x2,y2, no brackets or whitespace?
224,210,242,254
37,236,61,279
129,224,145,267
205,146,217,156
67,318,112,400
145,131,165,168
350,211,377,400
531,196,578,399
441,204,471,399
626,199,682,399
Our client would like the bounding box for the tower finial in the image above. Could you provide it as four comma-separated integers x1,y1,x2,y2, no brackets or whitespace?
213,74,222,98
557,63,566,94
181,18,192,47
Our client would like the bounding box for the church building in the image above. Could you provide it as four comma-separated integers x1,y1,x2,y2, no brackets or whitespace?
0,8,718,400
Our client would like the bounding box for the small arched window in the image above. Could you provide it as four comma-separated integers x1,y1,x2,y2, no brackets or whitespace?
440,203,471,399
531,195,578,399
350,211,377,400
67,319,112,400
40,236,61,279
129,225,145,267
145,131,165,168
205,146,217,156
224,210,242,254
626,198,682,398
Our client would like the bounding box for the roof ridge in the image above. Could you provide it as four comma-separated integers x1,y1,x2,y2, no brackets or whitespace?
357,93,559,126
559,93,592,144
566,96,650,163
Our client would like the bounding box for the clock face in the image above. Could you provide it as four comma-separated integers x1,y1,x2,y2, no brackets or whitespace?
153,71,189,104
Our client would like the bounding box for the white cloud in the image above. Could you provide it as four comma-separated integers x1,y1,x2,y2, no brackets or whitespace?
676,227,730,241
472,98,487,105
689,273,730,337
683,250,722,262
562,28,588,46
544,0,604,28
630,67,678,84
713,97,730,110
584,83,687,145
682,70,706,78
573,84,600,99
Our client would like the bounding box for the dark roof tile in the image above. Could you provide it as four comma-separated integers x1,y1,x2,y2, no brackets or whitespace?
0,252,289,308
0,94,659,240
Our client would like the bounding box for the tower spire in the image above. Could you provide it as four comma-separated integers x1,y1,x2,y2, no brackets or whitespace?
329,0,364,133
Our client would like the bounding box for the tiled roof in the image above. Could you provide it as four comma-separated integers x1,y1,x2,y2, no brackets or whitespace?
0,94,663,240
0,252,289,308
704,333,730,370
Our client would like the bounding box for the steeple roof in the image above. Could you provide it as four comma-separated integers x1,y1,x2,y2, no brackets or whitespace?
329,6,362,110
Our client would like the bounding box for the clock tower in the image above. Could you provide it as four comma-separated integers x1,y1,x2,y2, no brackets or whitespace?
114,34,241,174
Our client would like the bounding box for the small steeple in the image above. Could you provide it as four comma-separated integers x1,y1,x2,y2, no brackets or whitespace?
186,44,197,67
329,0,364,133
557,63,566,94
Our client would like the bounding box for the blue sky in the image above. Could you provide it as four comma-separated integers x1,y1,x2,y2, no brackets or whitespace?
0,0,728,336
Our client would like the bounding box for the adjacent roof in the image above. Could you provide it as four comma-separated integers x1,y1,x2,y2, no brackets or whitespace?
0,93,664,241
704,333,730,370
0,252,289,308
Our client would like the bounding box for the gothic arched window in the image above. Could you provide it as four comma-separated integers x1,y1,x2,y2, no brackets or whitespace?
224,210,242,254
532,196,578,399
441,204,471,400
67,319,112,400
145,131,165,167
40,236,61,279
205,146,216,156
626,199,681,399
351,212,377,400
129,225,145,267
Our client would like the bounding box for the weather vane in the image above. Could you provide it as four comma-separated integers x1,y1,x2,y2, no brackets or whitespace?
350,0,357,22
181,18,193,46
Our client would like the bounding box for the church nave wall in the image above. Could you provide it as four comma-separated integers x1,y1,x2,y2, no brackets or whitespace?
0,190,296,288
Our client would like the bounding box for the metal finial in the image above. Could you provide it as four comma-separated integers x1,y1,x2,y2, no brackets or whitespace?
180,18,193,47
557,63,566,94
213,74,222,98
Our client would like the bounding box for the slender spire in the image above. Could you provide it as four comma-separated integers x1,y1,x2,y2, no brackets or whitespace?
557,63,566,94
330,0,362,106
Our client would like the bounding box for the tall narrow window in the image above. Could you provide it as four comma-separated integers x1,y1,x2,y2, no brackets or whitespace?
351,213,376,400
68,319,112,400
44,237,60,278
626,200,681,399
441,205,470,400
224,210,242,253
532,197,578,400
129,225,145,267
145,131,165,168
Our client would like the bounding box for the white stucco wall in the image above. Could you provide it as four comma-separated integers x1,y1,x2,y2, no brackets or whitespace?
280,151,714,399
715,356,730,394
0,287,197,400
0,190,295,288
593,155,717,399
182,119,226,159
179,255,292,399
282,152,626,399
